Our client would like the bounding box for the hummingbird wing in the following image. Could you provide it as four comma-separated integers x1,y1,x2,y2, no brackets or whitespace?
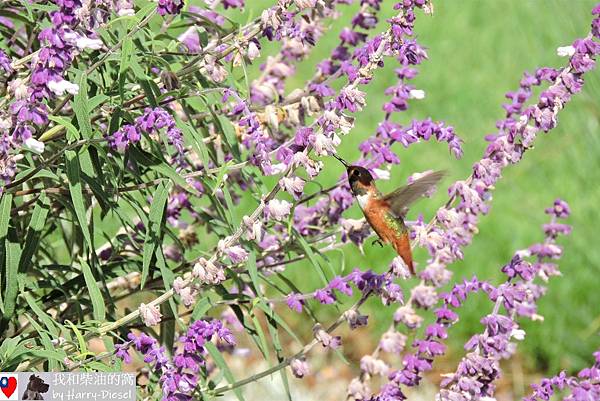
382,170,446,217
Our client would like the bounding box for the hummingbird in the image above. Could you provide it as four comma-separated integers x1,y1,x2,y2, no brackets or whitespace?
333,154,445,275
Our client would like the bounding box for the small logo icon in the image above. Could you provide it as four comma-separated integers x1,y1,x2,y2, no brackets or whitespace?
22,374,49,400
0,373,18,400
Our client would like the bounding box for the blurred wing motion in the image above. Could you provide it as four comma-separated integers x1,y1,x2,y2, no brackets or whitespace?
383,170,446,217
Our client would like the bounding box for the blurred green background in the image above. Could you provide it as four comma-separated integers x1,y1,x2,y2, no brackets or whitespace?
234,0,600,377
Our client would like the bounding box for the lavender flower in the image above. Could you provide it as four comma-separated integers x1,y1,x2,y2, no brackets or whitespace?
139,303,162,326
313,323,341,349
193,257,226,284
286,293,305,313
266,199,292,221
116,319,235,400
157,0,184,16
290,358,310,378
0,50,12,74
107,107,185,163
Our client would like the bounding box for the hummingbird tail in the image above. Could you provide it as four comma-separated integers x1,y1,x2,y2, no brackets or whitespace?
394,232,415,275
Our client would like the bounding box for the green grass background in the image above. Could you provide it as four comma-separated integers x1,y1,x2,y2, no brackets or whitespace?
233,0,600,375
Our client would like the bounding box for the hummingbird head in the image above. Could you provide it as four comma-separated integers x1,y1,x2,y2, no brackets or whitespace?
332,154,374,195
347,165,374,193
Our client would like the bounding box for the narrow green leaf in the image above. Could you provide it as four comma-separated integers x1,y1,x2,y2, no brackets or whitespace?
248,312,270,360
88,94,110,111
73,75,93,139
156,247,180,326
18,193,50,273
0,7,32,23
119,38,133,75
246,252,262,298
23,293,58,336
23,314,65,370
205,342,245,401
119,38,133,99
211,160,233,195
279,369,292,401
1,241,20,322
141,183,169,288
214,115,241,160
263,311,291,401
294,230,328,287
66,150,93,248
0,194,12,240
65,320,89,355
180,120,210,169
255,302,301,343
47,116,79,141
221,185,236,226
160,302,176,353
80,259,106,320
191,297,211,321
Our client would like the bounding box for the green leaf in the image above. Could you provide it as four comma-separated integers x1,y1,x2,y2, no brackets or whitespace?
255,302,301,343
66,150,93,249
141,183,169,288
0,8,32,23
263,309,292,401
88,94,110,111
0,194,12,240
249,313,270,360
119,38,133,99
47,116,79,141
1,240,20,323
160,302,176,353
18,193,50,273
150,163,188,189
205,342,245,401
80,259,106,320
23,293,59,336
155,247,180,327
246,252,262,298
176,116,210,174
214,114,241,160
191,296,211,320
294,229,329,287
0,194,11,313
212,162,230,195
73,74,93,139
23,314,66,370
65,320,89,355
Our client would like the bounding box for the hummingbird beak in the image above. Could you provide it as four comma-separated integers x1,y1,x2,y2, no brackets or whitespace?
332,153,349,168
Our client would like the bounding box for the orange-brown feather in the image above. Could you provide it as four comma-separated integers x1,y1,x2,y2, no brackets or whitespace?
363,197,414,274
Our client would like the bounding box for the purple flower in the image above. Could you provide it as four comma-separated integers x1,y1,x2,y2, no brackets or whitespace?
198,10,225,27
410,284,437,309
290,358,310,378
380,331,407,354
328,276,353,296
545,198,571,218
397,39,428,66
286,293,305,313
344,309,369,329
339,28,367,46
222,0,244,9
107,107,185,162
314,288,336,304
139,303,162,326
114,344,132,364
0,49,12,73
157,0,184,16
313,324,341,349
309,83,335,97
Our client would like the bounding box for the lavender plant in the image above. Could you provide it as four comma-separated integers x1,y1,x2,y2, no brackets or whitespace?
1,1,599,401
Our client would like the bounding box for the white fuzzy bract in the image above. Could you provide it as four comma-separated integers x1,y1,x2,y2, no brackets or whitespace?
48,79,80,96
